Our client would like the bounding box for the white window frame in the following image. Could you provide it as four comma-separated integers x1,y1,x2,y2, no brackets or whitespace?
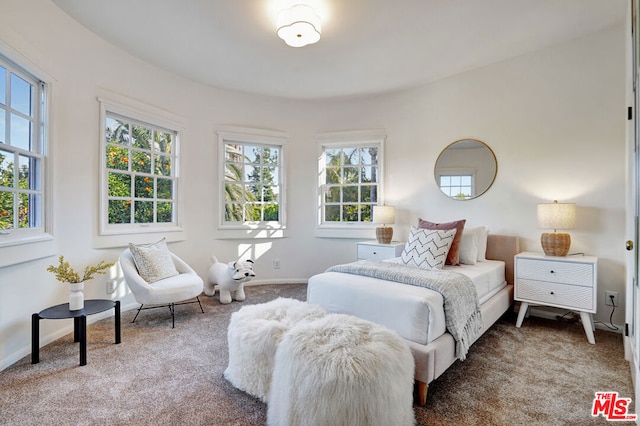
0,46,55,268
436,167,476,200
315,129,386,239
217,128,287,239
98,96,184,240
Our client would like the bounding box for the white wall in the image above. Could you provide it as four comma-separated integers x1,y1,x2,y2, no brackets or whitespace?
0,0,626,369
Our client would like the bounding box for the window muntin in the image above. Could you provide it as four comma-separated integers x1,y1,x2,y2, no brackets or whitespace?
439,174,473,199
101,110,179,234
223,141,283,226
0,57,46,240
319,142,382,225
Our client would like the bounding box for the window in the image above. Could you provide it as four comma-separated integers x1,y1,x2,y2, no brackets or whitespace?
316,130,385,237
0,54,47,246
99,99,181,236
218,130,286,232
438,174,473,200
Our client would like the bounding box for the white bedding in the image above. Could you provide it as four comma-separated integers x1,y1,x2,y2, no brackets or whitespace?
306,259,505,346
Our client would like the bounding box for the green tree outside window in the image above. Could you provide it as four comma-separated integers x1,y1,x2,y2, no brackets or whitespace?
104,115,176,225
224,143,281,223
322,146,378,223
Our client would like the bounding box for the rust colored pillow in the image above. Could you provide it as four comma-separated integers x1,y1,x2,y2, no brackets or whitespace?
417,218,466,265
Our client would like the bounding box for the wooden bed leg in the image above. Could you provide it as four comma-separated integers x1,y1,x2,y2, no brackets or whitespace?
415,380,428,406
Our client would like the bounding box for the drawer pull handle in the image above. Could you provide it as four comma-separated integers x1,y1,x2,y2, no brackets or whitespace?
373,252,377,255
550,291,554,295
550,270,555,274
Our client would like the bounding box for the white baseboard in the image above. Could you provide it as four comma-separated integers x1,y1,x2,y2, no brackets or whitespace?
244,278,308,286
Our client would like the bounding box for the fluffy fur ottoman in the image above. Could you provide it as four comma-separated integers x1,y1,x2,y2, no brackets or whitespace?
267,313,416,426
224,297,326,402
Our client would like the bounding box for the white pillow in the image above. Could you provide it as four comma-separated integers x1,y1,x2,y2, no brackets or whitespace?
129,238,179,283
458,231,478,265
475,226,489,262
400,227,457,270
458,226,489,263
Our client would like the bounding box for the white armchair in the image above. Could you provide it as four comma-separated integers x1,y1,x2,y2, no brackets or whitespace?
120,248,204,328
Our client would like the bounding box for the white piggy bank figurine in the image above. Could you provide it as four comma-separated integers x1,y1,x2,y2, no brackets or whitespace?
204,256,255,304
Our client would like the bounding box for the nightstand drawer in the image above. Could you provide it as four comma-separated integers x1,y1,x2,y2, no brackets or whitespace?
516,258,594,287
358,245,393,260
516,279,594,311
356,242,404,261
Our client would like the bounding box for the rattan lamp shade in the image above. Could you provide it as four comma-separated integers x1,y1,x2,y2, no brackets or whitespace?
537,200,576,256
373,205,395,244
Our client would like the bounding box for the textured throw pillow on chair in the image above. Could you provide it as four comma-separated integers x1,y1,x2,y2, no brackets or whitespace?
129,238,179,283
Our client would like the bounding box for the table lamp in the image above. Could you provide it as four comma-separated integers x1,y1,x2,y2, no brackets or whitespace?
372,205,395,244
537,200,576,256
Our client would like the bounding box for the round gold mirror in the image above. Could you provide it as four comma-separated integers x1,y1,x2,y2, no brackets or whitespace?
434,139,497,200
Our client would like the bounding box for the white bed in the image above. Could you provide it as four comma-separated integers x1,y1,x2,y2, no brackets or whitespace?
308,259,505,347
307,234,519,405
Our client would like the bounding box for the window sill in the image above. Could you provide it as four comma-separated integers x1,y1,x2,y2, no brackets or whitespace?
93,229,186,249
0,234,57,268
216,226,286,240
315,225,379,239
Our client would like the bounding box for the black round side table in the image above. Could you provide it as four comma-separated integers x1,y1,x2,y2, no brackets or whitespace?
32,299,121,366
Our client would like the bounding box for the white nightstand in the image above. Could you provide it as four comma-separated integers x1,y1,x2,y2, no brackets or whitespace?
357,241,405,261
514,251,598,344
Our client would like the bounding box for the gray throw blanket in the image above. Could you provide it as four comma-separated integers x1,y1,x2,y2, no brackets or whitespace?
326,260,483,360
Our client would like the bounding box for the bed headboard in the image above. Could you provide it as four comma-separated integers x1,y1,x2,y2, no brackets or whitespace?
485,234,520,285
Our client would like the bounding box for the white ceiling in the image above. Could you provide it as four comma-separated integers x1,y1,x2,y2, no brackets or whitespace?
51,0,626,100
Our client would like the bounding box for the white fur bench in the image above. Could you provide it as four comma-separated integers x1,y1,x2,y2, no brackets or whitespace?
224,297,326,402
267,313,415,426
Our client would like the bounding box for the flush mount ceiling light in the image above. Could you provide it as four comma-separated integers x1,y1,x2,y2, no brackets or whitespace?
277,4,321,47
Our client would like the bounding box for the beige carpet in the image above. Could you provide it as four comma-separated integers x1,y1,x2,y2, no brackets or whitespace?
0,283,635,425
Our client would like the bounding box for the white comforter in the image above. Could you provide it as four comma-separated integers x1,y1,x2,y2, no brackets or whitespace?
325,261,482,360
307,260,505,348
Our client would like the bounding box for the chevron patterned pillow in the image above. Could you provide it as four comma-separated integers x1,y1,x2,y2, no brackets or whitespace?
400,226,458,270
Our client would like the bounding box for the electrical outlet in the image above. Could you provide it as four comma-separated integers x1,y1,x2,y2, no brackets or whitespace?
605,291,618,307
273,259,280,269
106,280,117,294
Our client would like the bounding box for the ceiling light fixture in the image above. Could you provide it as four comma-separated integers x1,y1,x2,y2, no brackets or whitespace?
276,4,321,47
